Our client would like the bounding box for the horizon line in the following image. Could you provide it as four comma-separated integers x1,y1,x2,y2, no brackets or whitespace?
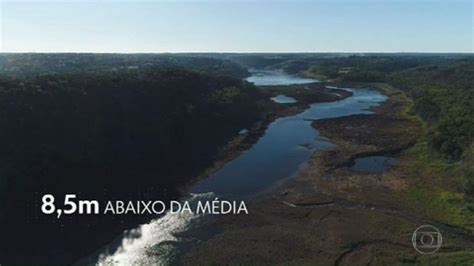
0,51,473,55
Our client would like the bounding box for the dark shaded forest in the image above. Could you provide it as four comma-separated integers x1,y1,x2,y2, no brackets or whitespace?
0,53,250,79
0,54,262,264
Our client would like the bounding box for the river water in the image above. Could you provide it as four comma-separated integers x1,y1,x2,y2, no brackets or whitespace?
246,69,317,86
94,71,387,265
271,94,298,103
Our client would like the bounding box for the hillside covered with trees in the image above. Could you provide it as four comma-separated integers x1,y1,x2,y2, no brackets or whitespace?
0,53,250,79
0,56,262,263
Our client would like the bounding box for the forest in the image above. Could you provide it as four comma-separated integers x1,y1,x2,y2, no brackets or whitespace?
0,53,250,79
0,54,263,263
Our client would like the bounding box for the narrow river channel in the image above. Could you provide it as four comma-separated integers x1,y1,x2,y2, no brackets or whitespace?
93,71,387,265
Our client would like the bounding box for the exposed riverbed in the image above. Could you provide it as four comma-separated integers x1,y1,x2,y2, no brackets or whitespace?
93,71,387,265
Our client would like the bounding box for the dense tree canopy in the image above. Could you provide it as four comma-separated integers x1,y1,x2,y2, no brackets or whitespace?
0,69,262,198
391,62,474,160
0,53,250,79
0,66,263,263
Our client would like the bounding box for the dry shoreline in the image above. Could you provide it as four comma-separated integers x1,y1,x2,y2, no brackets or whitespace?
182,83,474,265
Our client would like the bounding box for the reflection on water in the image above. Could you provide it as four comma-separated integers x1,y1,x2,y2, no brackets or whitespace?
246,69,317,86
270,94,298,104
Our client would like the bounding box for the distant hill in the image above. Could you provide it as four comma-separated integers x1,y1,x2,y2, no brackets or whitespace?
0,53,250,79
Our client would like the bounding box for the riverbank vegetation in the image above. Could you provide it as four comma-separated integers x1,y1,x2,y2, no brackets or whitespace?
239,54,474,193
218,54,474,261
311,56,474,235
243,54,473,159
182,79,474,265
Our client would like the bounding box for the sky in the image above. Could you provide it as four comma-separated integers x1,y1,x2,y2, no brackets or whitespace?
0,0,472,53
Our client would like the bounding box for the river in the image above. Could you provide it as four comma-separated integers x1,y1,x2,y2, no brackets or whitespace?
245,69,317,86
93,71,387,265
